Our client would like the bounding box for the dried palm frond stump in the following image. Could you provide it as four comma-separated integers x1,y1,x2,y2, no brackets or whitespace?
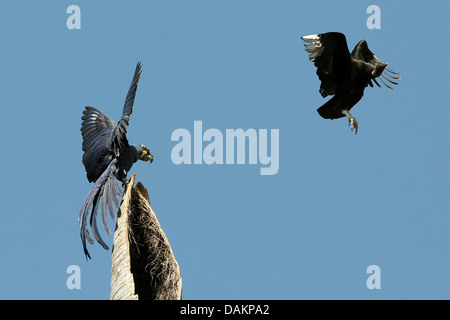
110,174,182,300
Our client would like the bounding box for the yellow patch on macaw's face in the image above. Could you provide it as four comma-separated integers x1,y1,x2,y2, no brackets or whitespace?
139,144,153,163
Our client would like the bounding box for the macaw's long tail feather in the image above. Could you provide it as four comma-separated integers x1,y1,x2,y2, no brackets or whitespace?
79,159,122,260
103,168,123,225
90,191,109,250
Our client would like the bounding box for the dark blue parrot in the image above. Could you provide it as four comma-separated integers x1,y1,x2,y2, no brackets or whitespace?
79,62,153,259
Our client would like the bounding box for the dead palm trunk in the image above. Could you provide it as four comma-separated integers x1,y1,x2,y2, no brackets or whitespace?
110,174,182,300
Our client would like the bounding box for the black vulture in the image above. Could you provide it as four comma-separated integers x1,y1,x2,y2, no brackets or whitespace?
301,32,400,133
79,62,153,259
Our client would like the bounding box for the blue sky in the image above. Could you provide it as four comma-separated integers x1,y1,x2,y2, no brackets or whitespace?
0,1,449,299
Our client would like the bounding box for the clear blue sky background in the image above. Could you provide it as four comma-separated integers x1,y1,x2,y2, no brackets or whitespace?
0,1,449,300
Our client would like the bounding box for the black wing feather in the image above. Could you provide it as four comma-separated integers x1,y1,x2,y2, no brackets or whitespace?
302,32,352,97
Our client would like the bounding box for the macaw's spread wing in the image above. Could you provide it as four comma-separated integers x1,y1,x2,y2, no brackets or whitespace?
81,62,142,182
81,107,117,183
302,32,352,97
112,62,142,157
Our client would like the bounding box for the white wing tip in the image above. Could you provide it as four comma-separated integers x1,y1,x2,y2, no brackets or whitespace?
301,34,319,42
301,34,323,61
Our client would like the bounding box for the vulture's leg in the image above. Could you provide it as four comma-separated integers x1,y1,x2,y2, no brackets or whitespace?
359,60,388,79
342,110,358,134
372,61,388,78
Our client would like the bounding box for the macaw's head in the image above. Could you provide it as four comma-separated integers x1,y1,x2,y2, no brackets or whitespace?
136,144,154,163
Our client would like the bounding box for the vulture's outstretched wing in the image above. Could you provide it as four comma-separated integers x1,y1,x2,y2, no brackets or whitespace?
351,40,401,90
112,62,142,157
302,32,352,97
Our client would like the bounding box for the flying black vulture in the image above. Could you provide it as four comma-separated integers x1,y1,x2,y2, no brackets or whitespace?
301,32,400,133
79,62,153,259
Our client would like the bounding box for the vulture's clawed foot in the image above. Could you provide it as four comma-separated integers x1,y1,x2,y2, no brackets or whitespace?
342,110,358,134
372,61,388,78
